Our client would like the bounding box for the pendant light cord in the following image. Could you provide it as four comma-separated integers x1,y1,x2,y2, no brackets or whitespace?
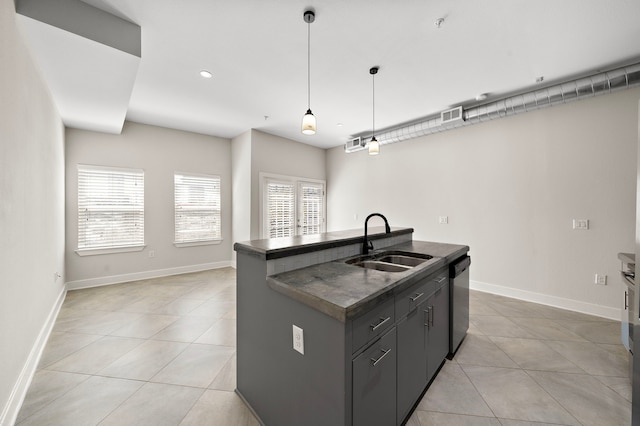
368,66,380,154
307,19,311,110
372,71,375,138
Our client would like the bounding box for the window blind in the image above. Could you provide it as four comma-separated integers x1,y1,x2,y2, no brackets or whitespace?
266,181,295,238
78,165,144,250
174,173,221,243
299,182,324,235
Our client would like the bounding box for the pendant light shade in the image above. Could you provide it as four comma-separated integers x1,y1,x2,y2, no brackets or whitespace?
302,109,316,135
369,66,380,155
368,137,380,155
301,10,316,135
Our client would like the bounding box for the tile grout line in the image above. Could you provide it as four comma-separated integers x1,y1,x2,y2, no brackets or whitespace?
15,372,92,425
520,368,584,426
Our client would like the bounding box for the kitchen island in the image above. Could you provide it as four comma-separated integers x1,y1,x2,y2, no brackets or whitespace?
234,227,469,426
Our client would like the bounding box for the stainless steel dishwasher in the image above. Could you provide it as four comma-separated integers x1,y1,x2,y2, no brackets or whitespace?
448,255,470,358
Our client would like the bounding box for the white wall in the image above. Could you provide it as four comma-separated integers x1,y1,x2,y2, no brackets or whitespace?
327,88,640,319
249,130,326,240
65,122,232,287
0,0,66,422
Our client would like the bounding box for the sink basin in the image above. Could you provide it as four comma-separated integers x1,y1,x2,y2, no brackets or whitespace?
376,254,428,267
351,260,411,273
346,251,434,272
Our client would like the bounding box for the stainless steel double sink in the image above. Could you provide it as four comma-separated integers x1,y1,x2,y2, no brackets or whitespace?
346,251,433,272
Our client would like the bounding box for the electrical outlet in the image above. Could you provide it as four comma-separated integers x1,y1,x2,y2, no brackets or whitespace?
149,250,155,258
292,324,304,355
439,216,449,225
595,274,607,285
573,219,589,230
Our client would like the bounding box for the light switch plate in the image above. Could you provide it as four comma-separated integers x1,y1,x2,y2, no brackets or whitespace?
572,219,589,230
595,274,607,285
292,325,304,355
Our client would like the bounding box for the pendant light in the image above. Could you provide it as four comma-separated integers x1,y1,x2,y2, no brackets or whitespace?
301,10,316,135
369,66,380,155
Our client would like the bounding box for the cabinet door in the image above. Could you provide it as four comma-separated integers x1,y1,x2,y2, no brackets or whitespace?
353,327,397,426
427,283,449,380
396,307,427,424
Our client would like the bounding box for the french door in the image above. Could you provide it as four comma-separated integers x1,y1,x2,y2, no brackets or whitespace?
263,176,325,239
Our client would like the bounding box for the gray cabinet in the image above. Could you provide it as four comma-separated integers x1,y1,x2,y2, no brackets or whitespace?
426,281,449,380
235,238,468,426
352,298,395,353
396,267,449,423
353,327,397,426
396,308,427,423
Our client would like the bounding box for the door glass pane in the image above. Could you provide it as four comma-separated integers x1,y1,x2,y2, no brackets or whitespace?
299,182,324,235
266,181,295,238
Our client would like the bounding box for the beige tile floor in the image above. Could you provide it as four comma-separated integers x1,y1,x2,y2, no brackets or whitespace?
16,268,631,425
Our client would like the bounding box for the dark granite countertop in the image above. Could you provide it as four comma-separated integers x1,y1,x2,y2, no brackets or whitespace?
266,240,469,322
234,227,413,260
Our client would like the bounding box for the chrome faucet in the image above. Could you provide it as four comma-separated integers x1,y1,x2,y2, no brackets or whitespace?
362,213,391,255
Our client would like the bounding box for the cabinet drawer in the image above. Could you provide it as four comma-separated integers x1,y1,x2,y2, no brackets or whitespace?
395,279,431,317
430,268,449,292
352,298,395,353
396,268,448,318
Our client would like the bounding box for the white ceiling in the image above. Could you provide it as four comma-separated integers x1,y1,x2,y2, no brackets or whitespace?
16,0,640,149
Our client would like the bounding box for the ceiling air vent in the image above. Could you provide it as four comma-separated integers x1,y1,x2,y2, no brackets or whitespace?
344,137,366,153
441,106,464,124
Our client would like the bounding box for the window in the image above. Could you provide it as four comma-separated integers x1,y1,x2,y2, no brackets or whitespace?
77,165,144,254
262,174,325,239
174,173,221,245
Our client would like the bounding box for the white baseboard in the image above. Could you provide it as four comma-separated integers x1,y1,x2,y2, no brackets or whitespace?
0,286,66,426
65,261,233,290
471,280,620,321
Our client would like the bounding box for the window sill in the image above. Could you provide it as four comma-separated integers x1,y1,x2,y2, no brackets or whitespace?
174,239,223,248
75,245,146,257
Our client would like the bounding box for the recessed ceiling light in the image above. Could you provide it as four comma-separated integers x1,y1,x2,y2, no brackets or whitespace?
199,70,213,79
337,122,343,127
475,93,488,101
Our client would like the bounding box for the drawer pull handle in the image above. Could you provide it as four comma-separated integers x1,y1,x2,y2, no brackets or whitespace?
370,316,391,331
435,276,447,284
409,292,424,302
371,348,392,366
